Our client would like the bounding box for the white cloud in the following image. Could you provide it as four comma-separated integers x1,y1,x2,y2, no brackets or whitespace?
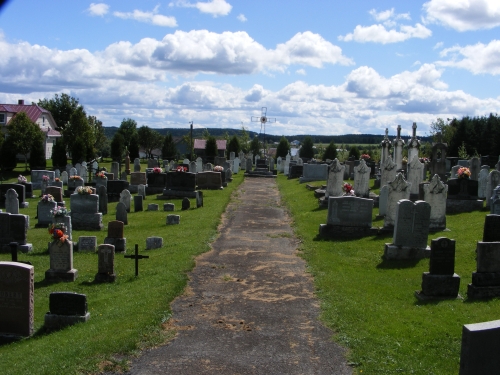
237,14,247,22
296,69,306,75
433,42,444,50
369,8,411,22
423,0,500,31
437,40,500,75
339,23,431,44
170,0,232,17
113,7,177,27
88,3,109,16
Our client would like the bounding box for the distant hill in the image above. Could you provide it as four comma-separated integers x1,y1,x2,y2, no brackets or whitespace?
103,127,432,144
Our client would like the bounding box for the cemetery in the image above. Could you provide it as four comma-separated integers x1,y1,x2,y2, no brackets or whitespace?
1,128,500,375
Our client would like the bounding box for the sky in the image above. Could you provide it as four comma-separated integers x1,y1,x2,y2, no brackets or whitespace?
1,0,500,137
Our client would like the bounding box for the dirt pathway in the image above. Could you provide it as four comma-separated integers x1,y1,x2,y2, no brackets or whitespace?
119,177,351,374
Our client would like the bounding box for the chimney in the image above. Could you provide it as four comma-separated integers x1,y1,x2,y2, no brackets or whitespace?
18,99,24,105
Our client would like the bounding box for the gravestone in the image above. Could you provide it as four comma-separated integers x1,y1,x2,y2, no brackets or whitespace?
111,162,119,180
467,241,500,298
138,184,146,199
383,173,411,230
319,196,375,238
69,167,77,177
134,195,143,212
107,180,130,202
446,178,483,214
422,174,448,231
246,158,253,173
116,202,128,225
380,128,391,165
70,193,103,230
196,157,203,173
95,176,107,190
130,172,147,186
0,184,27,209
45,239,78,281
61,171,68,186
95,244,116,282
407,157,424,199
0,212,31,253
470,157,480,180
429,133,448,181
196,171,223,190
158,172,202,206
458,159,469,167
45,186,64,204
30,170,54,190
119,189,132,213
459,319,500,375
77,236,97,252
36,200,58,228
164,203,175,211
478,166,489,199
353,160,370,198
189,161,197,173
147,203,159,211
415,237,460,299
134,158,141,172
104,221,126,253
5,189,19,214
384,199,431,260
167,215,180,225
147,159,157,168
182,197,191,210
233,157,240,174
225,168,233,183
146,237,163,250
299,164,328,183
0,262,34,338
380,155,397,187
407,123,421,165
98,185,107,215
288,165,303,179
483,214,500,242
146,172,168,194
53,213,72,241
378,185,389,217
485,170,500,208
324,159,345,201
44,292,90,330
392,125,405,170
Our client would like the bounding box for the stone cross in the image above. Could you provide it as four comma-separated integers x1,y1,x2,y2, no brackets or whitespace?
124,244,149,277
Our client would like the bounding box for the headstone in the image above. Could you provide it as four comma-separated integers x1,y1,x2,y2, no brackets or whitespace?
45,186,63,204
0,184,27,209
407,123,421,165
44,292,90,330
30,170,54,190
147,203,159,211
353,160,370,198
470,157,480,180
138,184,146,199
147,159,157,168
182,197,191,210
146,237,163,250
423,174,448,231
69,167,77,177
5,189,19,214
392,125,405,170
459,319,500,375
104,220,126,253
98,185,108,215
467,241,500,299
107,180,130,202
196,171,223,190
0,262,34,337
111,162,119,180
37,200,58,228
233,157,240,174
416,237,460,299
196,157,203,173
189,161,197,173
457,159,469,167
300,164,328,183
61,171,68,186
164,203,175,211
45,239,78,281
95,176,107,190
483,214,500,242
94,244,116,282
384,199,431,260
70,193,103,230
486,170,500,208
324,159,345,199
478,166,489,199
119,189,132,213
230,152,235,160
134,195,143,212
383,173,411,229
134,158,141,172
246,158,253,173
490,186,500,214
54,169,61,178
380,155,397,187
116,202,128,225
429,133,448,181
53,213,73,241
451,165,460,179
380,128,391,166
77,236,97,252
407,156,424,198
167,214,180,225
0,212,31,253
378,185,389,217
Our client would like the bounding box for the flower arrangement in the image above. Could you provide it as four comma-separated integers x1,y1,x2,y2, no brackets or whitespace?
18,175,28,184
40,194,55,203
342,182,355,196
176,166,188,172
360,154,370,160
42,175,50,182
457,167,471,179
214,165,224,172
419,157,430,164
54,177,61,182
48,224,68,244
95,171,107,179
152,167,163,174
50,205,69,217
76,186,93,195
402,156,408,164
69,175,83,181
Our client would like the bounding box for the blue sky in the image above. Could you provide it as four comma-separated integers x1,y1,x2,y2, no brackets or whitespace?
1,0,500,137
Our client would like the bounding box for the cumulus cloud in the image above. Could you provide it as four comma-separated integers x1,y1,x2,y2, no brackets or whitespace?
237,14,247,22
88,3,109,16
170,0,232,17
436,40,500,75
296,69,306,75
113,6,177,27
369,8,411,22
423,0,500,31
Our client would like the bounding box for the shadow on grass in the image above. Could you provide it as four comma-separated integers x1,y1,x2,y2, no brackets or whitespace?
376,258,421,269
34,278,64,289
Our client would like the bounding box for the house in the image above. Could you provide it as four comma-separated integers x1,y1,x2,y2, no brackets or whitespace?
193,139,227,160
0,99,61,159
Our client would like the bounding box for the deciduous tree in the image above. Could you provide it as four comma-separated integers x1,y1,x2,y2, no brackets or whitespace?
162,132,177,160
38,93,82,131
138,125,163,159
7,112,44,170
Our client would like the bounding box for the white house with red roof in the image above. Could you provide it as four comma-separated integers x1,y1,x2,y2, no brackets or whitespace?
193,138,227,159
0,99,61,159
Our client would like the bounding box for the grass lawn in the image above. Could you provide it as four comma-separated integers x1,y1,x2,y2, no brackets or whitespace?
276,174,500,375
0,167,244,375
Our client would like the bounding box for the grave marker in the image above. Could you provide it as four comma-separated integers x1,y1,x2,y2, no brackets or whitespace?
95,244,116,282
124,244,149,277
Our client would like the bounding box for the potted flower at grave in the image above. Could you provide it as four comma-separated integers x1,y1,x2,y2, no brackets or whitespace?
176,166,188,172
48,223,69,245
214,165,224,172
18,175,28,184
40,194,55,203
152,167,163,174
214,165,225,184
342,182,355,196
95,171,107,179
76,186,94,195
50,205,70,225
361,154,371,162
457,167,471,179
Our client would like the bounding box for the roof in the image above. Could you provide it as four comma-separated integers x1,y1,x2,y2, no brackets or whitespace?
193,139,227,150
0,101,61,137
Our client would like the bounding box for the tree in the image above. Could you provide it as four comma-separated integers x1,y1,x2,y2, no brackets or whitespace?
88,115,106,157
299,136,315,159
138,125,163,159
117,118,138,149
322,140,338,160
249,136,261,157
205,136,218,162
64,107,95,163
110,133,125,162
7,112,44,170
276,136,290,158
239,126,250,153
162,132,177,160
38,93,82,131
349,145,360,160
51,137,68,168
29,134,46,170
429,117,455,146
0,140,17,172
227,135,241,155
128,133,140,160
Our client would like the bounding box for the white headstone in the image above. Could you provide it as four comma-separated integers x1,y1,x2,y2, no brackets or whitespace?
5,189,19,214
119,189,132,213
423,174,448,231
354,159,370,198
325,159,345,198
384,173,411,228
407,156,424,196
478,166,489,199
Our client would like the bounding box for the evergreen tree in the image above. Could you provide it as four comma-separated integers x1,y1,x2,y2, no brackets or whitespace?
0,140,17,172
29,135,46,170
162,132,177,160
276,136,290,158
322,140,338,160
7,112,44,171
51,137,67,168
299,136,315,159
205,136,218,162
249,136,261,157
64,107,95,162
71,138,86,164
349,145,360,159
128,133,140,160
227,135,241,155
110,133,125,162
239,126,250,153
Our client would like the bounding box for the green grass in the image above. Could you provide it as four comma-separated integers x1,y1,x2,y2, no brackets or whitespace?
277,174,498,375
0,171,244,375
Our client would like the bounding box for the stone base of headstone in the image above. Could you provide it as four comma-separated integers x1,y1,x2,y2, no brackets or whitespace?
71,213,103,231
167,215,180,225
157,190,203,208
305,184,322,191
467,283,500,299
147,204,159,211
45,269,78,282
383,244,431,260
415,272,461,299
164,203,175,211
472,271,500,286
315,189,326,199
94,272,117,283
103,238,126,253
318,224,379,238
446,199,484,214
44,312,90,330
128,184,139,194
17,243,33,253
146,237,163,249
429,220,447,232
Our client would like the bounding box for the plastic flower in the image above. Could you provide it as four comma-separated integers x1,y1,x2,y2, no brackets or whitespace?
457,167,471,179
18,175,28,183
50,205,69,217
342,182,355,196
95,171,107,179
48,224,68,243
360,154,370,160
153,167,163,174
42,175,50,182
214,165,224,172
40,194,55,203
76,186,93,195
176,166,188,172
69,175,83,181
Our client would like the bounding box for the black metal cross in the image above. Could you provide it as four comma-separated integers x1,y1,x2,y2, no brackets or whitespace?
10,242,32,265
124,244,149,277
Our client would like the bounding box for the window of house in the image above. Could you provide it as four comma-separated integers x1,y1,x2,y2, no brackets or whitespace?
0,113,5,123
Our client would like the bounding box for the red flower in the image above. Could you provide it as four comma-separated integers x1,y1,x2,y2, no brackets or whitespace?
55,229,63,238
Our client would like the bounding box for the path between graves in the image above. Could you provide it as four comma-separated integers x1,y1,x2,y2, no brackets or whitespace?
112,177,351,375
